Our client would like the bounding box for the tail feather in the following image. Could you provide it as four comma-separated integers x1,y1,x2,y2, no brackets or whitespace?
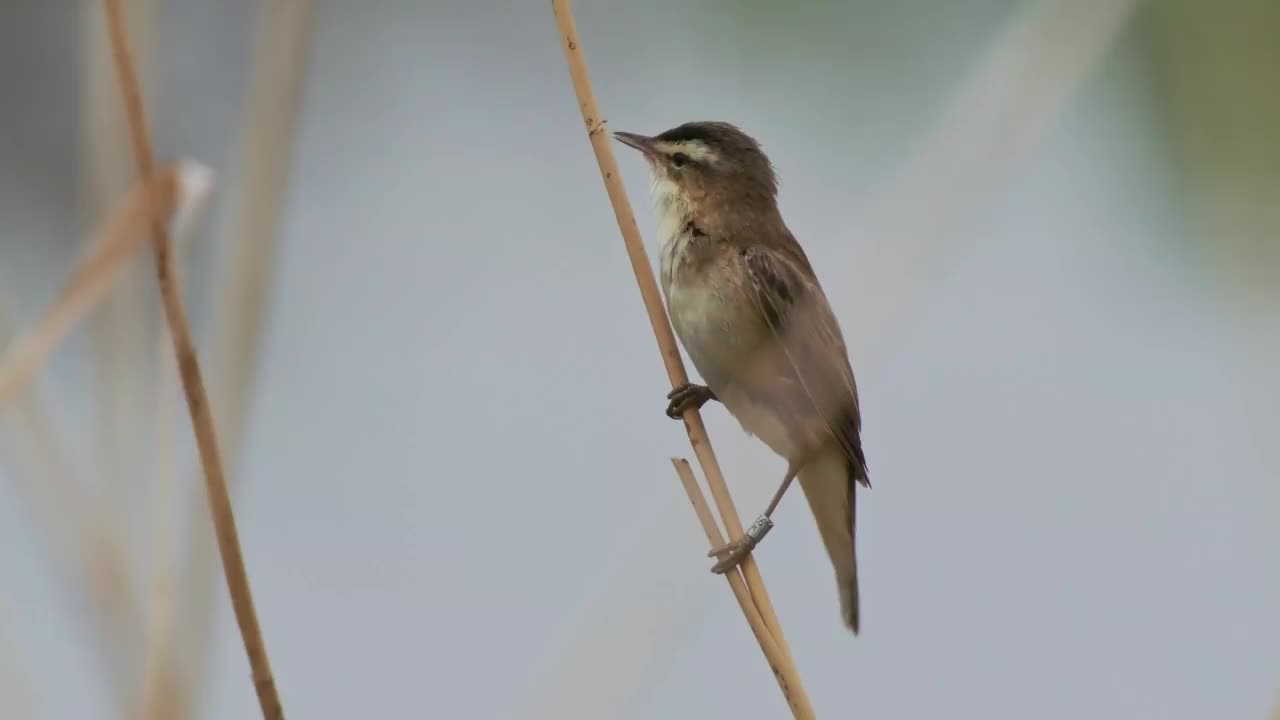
798,445,865,634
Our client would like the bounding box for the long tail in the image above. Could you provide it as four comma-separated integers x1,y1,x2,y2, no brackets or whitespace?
797,443,866,634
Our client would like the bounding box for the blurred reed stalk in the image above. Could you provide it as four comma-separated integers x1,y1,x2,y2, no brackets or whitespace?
841,0,1144,372
0,164,203,717
137,313,181,720
100,1,285,718
0,170,182,410
177,3,316,714
549,0,812,716
80,0,157,556
75,1,158,707
0,302,134,714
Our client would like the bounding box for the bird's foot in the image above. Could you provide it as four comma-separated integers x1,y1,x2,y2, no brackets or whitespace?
666,383,717,419
707,536,755,574
706,515,774,574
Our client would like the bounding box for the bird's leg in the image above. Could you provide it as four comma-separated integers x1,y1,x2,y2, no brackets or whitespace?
706,459,802,574
666,383,718,419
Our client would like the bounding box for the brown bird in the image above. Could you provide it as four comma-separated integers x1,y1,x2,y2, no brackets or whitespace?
615,121,870,633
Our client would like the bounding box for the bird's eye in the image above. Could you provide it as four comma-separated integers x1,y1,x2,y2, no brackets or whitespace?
671,152,690,168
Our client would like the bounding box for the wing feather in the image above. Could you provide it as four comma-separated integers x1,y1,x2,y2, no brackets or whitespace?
739,243,869,485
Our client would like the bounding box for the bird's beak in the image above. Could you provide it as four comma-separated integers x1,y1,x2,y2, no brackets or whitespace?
613,131,658,156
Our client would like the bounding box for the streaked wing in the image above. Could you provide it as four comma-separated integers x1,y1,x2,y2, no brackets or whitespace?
738,241,869,483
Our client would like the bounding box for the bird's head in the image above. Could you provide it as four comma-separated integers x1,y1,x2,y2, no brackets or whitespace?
613,121,778,212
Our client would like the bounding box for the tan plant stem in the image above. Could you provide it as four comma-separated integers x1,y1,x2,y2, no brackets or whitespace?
80,0,158,551
136,165,214,720
549,0,811,715
672,460,814,719
100,1,285,717
0,163,205,715
179,3,316,713
0,170,178,409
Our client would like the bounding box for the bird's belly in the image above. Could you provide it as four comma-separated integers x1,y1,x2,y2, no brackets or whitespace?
666,281,750,387
666,279,793,459
720,390,795,459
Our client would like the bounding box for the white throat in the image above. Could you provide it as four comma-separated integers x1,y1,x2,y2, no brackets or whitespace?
651,175,694,292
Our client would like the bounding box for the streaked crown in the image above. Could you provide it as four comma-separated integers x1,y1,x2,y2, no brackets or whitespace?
614,121,779,204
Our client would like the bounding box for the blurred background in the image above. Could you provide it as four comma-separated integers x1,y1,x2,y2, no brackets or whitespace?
0,0,1277,718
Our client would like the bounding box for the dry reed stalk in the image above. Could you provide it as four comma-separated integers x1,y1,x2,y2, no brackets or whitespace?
178,3,315,711
671,460,813,718
0,169,180,409
0,322,136,714
0,439,134,708
136,168,215,720
135,327,181,720
209,0,315,462
0,162,205,714
0,304,134,713
80,0,158,549
74,4,156,696
100,2,285,717
549,0,810,715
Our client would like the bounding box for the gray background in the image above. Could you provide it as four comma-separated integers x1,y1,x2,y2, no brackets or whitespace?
0,1,1277,718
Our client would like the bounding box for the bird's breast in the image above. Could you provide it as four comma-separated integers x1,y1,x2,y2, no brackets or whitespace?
653,188,764,388
659,225,796,458
663,256,763,390
666,271,796,458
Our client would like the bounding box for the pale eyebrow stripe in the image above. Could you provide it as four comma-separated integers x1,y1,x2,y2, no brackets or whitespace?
654,140,716,162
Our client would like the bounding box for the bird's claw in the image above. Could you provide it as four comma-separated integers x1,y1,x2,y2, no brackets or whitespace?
666,383,715,419
705,515,772,574
706,536,756,574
